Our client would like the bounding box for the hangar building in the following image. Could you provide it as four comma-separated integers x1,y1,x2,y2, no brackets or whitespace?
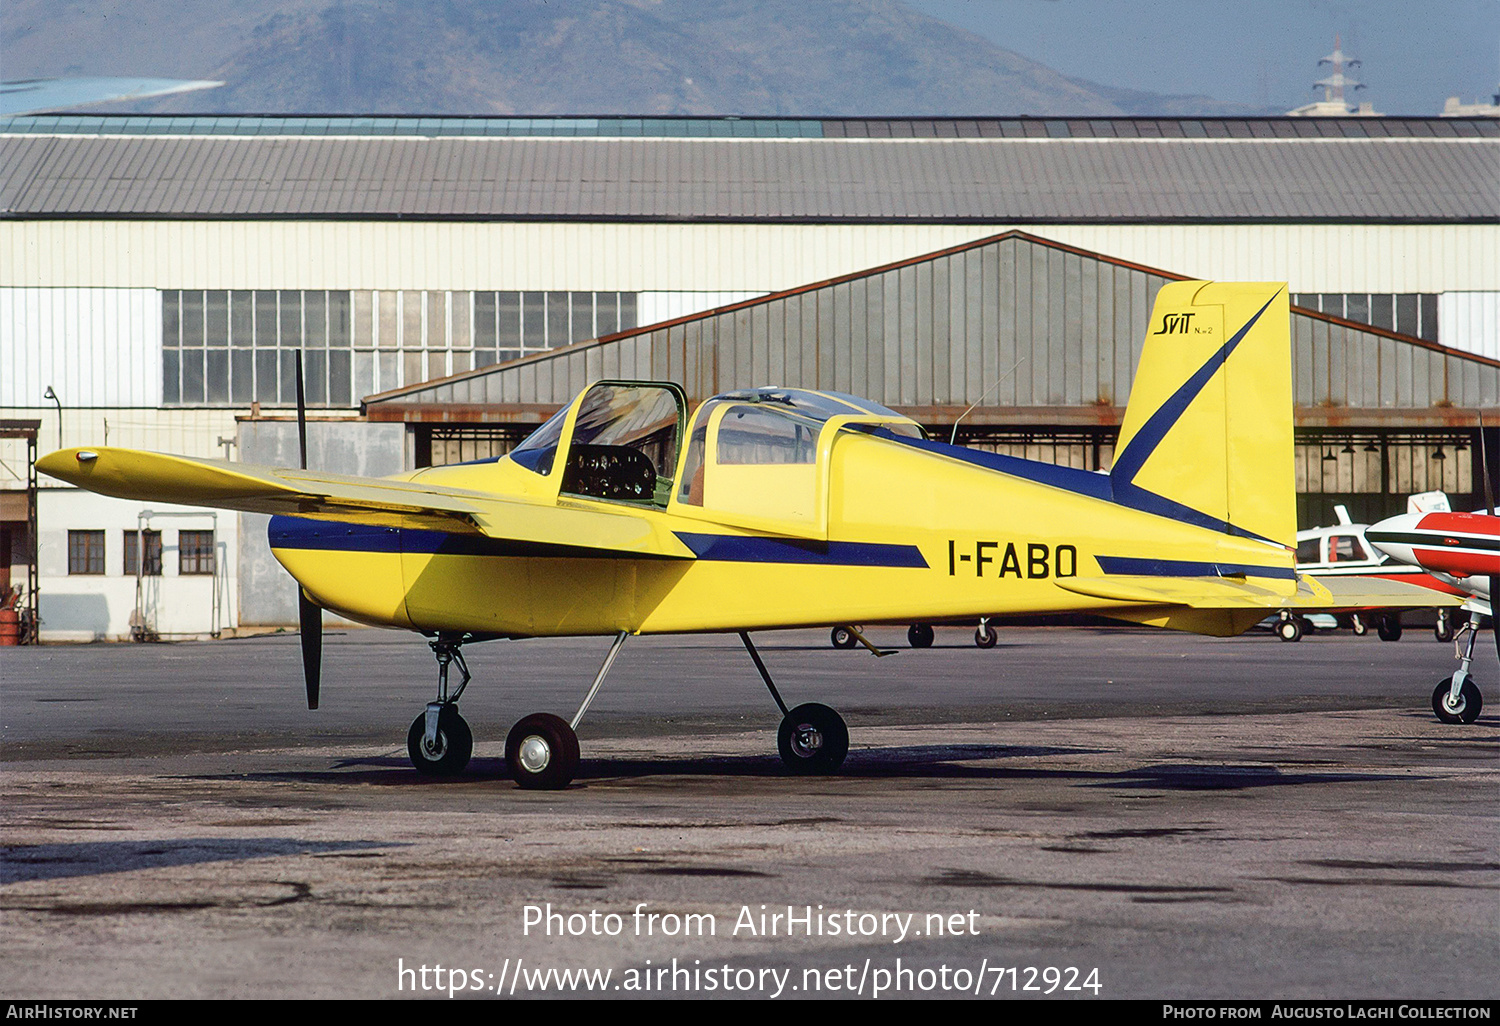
1,114,1496,638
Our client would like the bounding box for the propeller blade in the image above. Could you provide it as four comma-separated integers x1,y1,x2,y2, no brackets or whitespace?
299,590,322,710
292,348,321,710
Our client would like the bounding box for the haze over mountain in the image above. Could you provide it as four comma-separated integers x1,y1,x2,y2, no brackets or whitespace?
1,0,1270,116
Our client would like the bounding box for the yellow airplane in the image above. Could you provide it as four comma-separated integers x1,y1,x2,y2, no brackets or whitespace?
37,281,1445,789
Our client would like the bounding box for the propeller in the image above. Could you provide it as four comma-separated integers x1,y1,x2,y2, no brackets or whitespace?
295,350,322,710
1478,413,1498,664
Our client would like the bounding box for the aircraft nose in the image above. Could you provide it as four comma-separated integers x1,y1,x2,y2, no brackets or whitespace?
1365,512,1422,566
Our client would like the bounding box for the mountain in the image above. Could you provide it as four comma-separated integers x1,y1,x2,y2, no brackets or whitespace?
0,0,1270,117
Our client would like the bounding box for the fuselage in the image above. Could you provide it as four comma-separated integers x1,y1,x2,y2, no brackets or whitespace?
1366,510,1500,602
270,411,1293,639
1294,520,1468,603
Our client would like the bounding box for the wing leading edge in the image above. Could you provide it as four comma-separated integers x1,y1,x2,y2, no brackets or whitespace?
35,447,693,560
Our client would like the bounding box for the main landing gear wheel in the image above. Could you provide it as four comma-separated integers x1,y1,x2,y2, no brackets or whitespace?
407,706,473,776
830,626,858,649
974,623,997,648
908,623,935,648
1376,614,1403,642
506,713,581,790
777,702,849,775
1432,677,1483,725
1277,616,1303,642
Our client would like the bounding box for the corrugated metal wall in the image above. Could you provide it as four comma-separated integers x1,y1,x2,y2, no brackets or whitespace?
2,221,1495,294
384,233,1500,420
0,287,159,406
1293,314,1500,408
401,235,1174,415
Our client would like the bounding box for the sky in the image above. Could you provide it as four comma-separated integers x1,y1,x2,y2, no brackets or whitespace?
906,0,1500,115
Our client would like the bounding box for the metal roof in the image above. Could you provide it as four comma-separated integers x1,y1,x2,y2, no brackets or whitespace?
2,114,1495,139
2,116,1495,223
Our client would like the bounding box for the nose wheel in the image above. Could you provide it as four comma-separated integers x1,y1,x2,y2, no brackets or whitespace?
1432,677,1483,724
407,705,473,776
407,637,475,776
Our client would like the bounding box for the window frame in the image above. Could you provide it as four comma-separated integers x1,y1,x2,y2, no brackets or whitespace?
178,530,217,576
67,530,106,576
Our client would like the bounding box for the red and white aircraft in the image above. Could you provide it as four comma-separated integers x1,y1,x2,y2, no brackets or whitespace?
1285,498,1467,643
1366,504,1497,724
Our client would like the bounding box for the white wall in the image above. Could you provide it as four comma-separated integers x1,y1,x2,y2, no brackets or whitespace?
1440,292,1500,361
0,287,160,407
3,221,1495,294
637,291,764,325
37,489,237,642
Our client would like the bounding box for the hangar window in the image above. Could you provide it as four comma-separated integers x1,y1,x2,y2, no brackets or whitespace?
1291,293,1439,342
164,289,640,410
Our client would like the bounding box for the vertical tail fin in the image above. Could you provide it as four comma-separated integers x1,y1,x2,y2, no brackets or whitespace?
1110,281,1294,550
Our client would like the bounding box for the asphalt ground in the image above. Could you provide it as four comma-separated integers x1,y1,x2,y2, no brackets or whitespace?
1,624,1496,1001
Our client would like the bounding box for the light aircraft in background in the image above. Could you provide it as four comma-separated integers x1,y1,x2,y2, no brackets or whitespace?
1275,495,1467,643
37,281,1460,790
1367,506,1499,723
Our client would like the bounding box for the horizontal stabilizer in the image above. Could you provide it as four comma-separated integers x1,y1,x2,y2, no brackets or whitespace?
1058,572,1460,612
1284,575,1464,611
1056,574,1298,608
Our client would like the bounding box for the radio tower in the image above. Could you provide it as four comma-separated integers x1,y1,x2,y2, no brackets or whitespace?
1288,34,1379,116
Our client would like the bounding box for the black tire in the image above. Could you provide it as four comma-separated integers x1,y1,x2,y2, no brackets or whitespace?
1351,616,1368,637
908,623,935,648
406,706,473,776
1432,677,1483,725
974,624,997,648
1277,617,1302,642
1376,614,1403,642
505,713,580,790
777,702,849,774
830,626,858,649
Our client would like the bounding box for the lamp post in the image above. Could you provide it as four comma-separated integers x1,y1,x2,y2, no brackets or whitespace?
42,386,61,451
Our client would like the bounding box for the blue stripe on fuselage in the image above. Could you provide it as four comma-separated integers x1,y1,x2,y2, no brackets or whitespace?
1095,555,1296,580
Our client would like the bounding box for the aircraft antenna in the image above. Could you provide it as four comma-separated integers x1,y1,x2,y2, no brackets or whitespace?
950,359,1025,446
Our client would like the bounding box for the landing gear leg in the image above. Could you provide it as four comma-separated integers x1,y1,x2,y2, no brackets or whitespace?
408,635,474,776
740,631,848,774
505,630,629,790
1435,609,1454,643
1434,617,1485,724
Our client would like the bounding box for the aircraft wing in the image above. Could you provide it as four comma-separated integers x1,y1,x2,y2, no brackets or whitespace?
35,447,693,559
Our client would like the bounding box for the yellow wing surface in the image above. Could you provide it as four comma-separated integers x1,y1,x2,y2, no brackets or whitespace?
34,447,692,560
